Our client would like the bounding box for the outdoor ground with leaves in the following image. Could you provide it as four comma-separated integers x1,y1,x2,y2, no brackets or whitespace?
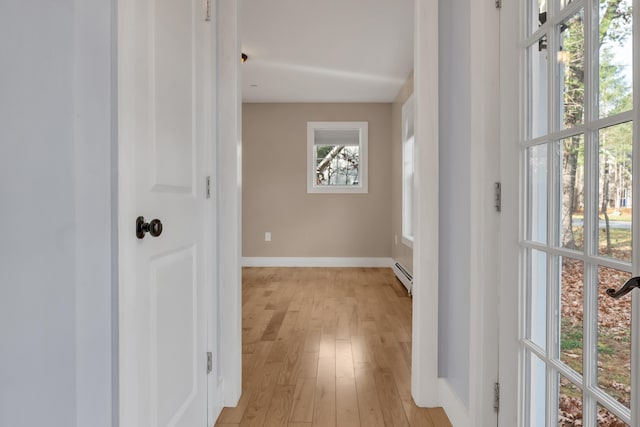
558,255,631,426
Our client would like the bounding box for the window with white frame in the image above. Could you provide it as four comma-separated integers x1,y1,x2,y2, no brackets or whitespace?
402,95,415,246
307,121,368,194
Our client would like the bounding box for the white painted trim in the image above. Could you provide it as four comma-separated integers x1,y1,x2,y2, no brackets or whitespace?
242,257,393,268
209,385,225,427
204,3,220,423
116,1,141,424
217,0,242,407
632,0,640,424
401,236,414,249
438,378,471,427
392,261,413,294
498,0,523,424
411,0,440,406
467,1,500,426
401,94,415,245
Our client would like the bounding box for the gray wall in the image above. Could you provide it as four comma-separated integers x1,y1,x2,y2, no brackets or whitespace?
242,103,392,258
0,1,115,426
438,0,471,406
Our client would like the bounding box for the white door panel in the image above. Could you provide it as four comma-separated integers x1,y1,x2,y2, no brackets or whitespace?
152,0,195,193
119,0,212,425
151,246,198,426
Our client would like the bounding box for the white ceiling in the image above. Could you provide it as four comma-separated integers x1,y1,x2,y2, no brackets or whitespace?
240,0,414,103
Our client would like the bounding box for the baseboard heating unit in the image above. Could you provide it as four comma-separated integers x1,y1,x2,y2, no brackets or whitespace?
392,261,413,295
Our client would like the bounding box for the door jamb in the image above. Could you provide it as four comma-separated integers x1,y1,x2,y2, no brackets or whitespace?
213,0,503,419
498,0,522,424
412,2,503,421
411,0,440,406
468,1,501,425
217,0,243,407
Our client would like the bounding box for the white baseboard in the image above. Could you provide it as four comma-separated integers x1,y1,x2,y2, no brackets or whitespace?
241,257,394,268
439,378,470,427
209,379,225,426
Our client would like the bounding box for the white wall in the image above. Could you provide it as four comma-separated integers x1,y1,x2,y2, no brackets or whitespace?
0,1,115,426
437,0,471,406
73,0,117,425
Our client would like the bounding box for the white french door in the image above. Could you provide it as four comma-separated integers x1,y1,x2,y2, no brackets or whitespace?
501,0,639,425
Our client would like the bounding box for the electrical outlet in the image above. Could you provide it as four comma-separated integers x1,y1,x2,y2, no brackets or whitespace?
265,232,271,242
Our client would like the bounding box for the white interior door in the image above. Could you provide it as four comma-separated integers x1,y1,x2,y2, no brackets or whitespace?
500,0,639,426
118,0,213,426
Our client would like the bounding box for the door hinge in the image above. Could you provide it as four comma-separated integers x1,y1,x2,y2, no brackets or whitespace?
206,176,211,199
204,0,212,21
495,0,502,8
494,182,501,212
493,382,500,412
207,352,213,374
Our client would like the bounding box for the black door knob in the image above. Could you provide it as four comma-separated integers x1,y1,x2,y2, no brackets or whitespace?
606,276,640,299
136,216,163,239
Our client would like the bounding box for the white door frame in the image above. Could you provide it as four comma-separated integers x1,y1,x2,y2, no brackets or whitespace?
498,0,521,424
216,0,243,408
468,1,501,426
212,1,504,422
412,2,502,425
205,1,221,422
411,0,440,407
213,0,449,413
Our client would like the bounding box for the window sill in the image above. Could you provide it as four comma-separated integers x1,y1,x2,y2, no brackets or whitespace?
307,185,368,194
402,236,414,249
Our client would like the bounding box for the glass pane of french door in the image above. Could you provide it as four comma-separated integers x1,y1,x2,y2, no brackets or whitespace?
521,0,637,426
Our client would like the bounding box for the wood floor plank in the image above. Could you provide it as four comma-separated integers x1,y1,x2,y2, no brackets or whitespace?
263,384,295,427
261,303,290,341
304,329,321,353
267,340,290,364
289,377,316,423
276,310,300,342
219,342,274,424
373,368,410,427
278,330,307,385
401,400,436,427
354,369,385,427
239,362,283,427
427,407,453,427
336,376,360,427
313,356,336,427
350,335,372,374
216,268,453,427
297,352,319,378
334,340,354,379
318,333,336,359
336,311,351,340
385,347,412,401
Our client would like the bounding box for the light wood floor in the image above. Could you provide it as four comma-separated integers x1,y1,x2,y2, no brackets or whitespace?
215,267,452,427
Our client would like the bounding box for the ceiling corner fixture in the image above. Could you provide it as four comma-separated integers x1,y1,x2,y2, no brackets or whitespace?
241,53,248,64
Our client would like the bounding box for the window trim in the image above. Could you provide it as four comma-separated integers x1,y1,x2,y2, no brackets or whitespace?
306,121,369,194
402,95,415,247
